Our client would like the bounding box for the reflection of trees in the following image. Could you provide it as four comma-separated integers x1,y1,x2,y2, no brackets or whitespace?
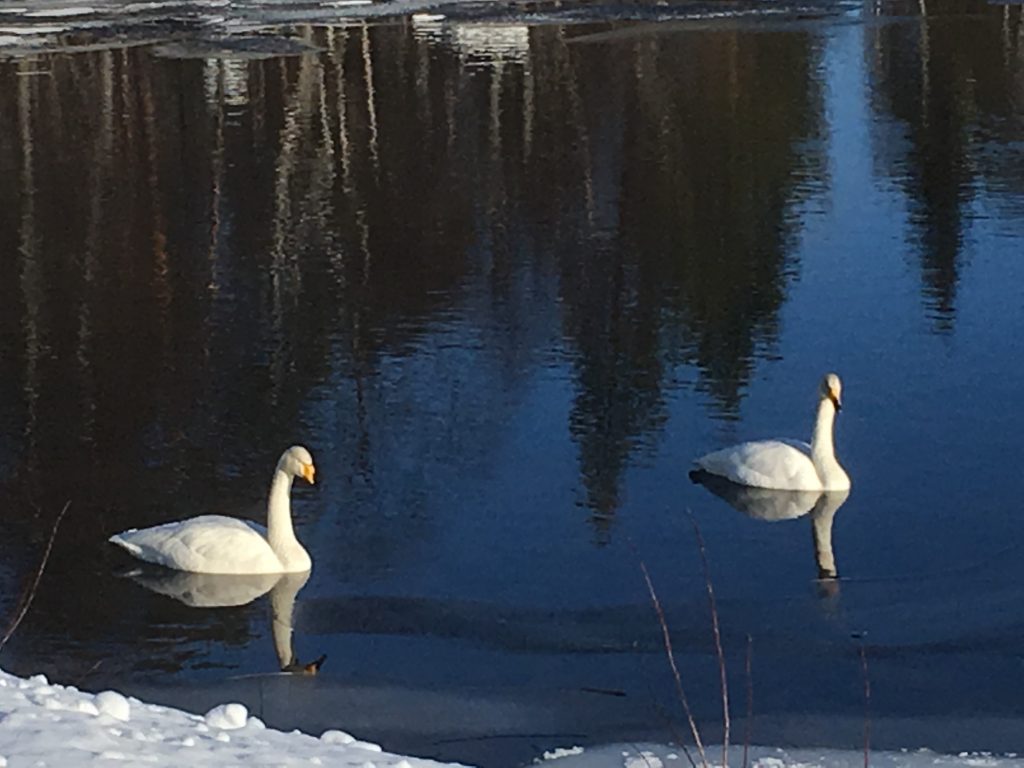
1,22,825,529
620,31,823,413
0,17,826,667
516,28,824,524
0,27,541,672
866,1,1024,332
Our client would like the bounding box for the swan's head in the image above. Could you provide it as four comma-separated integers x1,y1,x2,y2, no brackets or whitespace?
279,445,316,484
819,373,843,412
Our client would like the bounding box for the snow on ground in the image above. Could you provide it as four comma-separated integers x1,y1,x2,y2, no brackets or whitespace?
0,667,1022,768
540,744,1024,768
0,668,456,768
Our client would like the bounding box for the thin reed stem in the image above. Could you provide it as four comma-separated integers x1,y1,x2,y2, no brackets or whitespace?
646,687,697,768
690,513,729,768
743,634,753,768
859,640,871,768
637,557,707,768
0,500,71,652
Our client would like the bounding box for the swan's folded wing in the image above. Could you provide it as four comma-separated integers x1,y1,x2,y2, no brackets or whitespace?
695,439,821,491
109,515,279,574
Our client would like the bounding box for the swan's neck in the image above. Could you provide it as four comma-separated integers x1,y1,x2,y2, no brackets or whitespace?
267,469,301,556
810,398,848,489
809,398,835,461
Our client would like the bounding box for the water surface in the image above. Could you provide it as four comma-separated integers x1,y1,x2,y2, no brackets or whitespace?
1,1,1024,765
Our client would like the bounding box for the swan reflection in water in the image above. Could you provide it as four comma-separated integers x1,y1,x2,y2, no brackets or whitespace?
690,469,850,581
124,568,325,674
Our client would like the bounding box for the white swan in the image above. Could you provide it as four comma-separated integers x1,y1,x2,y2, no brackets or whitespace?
109,446,315,575
694,373,850,491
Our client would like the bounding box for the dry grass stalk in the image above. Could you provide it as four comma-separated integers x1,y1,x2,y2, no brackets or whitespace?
743,634,753,768
859,641,871,768
646,687,699,766
0,500,71,653
690,514,730,768
637,557,707,768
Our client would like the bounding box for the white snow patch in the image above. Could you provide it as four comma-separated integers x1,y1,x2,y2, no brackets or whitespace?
203,702,248,730
122,1,179,9
0,24,68,34
0,667,459,768
540,744,1024,768
542,747,586,761
625,753,662,768
24,6,97,17
95,690,132,721
0,668,1021,768
321,730,357,745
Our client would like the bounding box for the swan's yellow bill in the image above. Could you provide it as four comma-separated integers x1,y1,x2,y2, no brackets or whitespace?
302,463,316,484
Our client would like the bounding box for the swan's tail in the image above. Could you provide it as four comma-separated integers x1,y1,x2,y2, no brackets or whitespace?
108,531,144,557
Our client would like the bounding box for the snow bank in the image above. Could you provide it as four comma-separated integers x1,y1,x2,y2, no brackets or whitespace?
0,668,458,768
0,668,1021,768
538,743,1024,768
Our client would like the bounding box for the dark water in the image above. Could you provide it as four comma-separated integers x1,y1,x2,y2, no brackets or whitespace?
2,1,1024,764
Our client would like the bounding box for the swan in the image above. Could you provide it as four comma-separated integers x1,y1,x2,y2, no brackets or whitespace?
693,373,850,491
109,446,315,575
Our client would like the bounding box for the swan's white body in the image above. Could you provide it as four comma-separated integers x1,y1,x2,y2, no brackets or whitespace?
695,374,850,492
109,446,315,575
